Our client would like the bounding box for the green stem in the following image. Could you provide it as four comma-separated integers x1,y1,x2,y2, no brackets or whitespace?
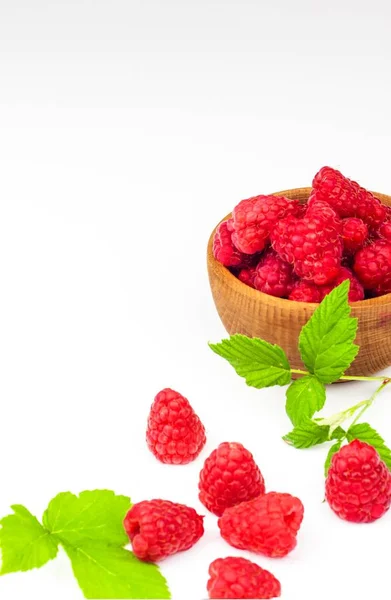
349,379,391,429
290,368,388,383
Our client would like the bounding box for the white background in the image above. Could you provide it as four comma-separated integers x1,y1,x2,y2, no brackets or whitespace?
0,1,391,598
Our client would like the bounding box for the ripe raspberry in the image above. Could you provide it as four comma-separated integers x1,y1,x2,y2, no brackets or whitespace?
207,557,281,599
353,240,391,290
231,195,299,254
312,166,386,229
218,492,304,558
238,266,257,288
341,217,368,253
198,442,265,516
320,267,365,302
213,220,254,267
288,280,322,303
147,388,206,465
378,221,391,242
325,440,391,523
253,250,296,298
123,499,204,561
271,204,342,285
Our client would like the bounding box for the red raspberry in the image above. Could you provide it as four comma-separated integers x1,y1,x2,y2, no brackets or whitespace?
147,388,206,465
231,195,299,254
271,205,342,285
288,280,322,303
325,440,391,523
253,250,296,298
213,220,254,267
198,442,265,516
320,266,365,302
207,557,281,599
312,166,386,229
353,240,391,290
218,492,304,558
341,217,368,253
378,221,391,242
123,499,204,561
238,266,257,288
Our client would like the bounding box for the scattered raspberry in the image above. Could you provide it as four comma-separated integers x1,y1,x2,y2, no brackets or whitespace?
341,217,368,253
218,492,304,558
320,267,365,302
231,195,299,254
312,166,386,229
147,388,206,465
207,557,281,599
378,221,391,242
213,220,254,267
124,499,204,561
325,440,391,523
353,240,391,290
198,442,265,516
288,280,322,302
253,250,296,298
238,266,257,288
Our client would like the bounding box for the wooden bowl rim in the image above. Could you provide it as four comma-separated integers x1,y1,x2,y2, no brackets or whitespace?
207,187,391,310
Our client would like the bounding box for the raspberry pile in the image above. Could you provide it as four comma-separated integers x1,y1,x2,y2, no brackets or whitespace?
213,167,391,302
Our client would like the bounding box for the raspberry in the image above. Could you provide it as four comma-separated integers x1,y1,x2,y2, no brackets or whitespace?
288,280,322,303
271,204,342,285
198,442,265,516
341,217,368,254
123,499,204,561
231,195,299,254
312,166,386,229
253,250,296,298
325,440,391,523
238,266,257,288
218,492,304,558
320,267,364,302
207,557,281,599
213,220,254,267
353,240,391,290
147,388,206,465
378,221,391,242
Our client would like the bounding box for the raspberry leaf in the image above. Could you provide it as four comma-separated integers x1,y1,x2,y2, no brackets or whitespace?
347,423,391,470
285,375,326,426
324,441,342,476
0,505,58,574
283,420,331,448
298,281,359,383
209,334,291,388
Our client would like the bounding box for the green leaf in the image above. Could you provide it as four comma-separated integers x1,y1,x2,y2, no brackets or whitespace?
324,441,342,476
64,543,170,600
285,375,326,426
0,505,58,574
283,420,331,448
299,281,359,384
347,423,391,470
209,334,291,388
43,490,131,547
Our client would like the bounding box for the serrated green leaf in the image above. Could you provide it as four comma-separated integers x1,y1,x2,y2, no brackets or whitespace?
347,423,391,470
0,505,58,574
283,420,331,448
286,375,326,426
299,281,359,383
64,543,170,599
324,441,342,476
209,334,291,388
43,490,131,547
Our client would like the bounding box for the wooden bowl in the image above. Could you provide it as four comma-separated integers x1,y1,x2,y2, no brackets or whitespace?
207,187,391,377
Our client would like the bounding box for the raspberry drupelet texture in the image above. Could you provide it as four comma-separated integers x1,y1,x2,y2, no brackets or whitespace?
207,557,281,599
218,492,304,558
341,218,368,254
238,266,257,288
353,240,391,290
213,220,255,267
231,195,299,254
320,267,365,302
312,166,386,229
147,388,206,465
198,442,265,516
325,440,391,523
253,250,296,298
378,221,391,242
288,280,322,303
123,499,204,561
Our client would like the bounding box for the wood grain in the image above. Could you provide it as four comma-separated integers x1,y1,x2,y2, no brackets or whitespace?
207,187,391,377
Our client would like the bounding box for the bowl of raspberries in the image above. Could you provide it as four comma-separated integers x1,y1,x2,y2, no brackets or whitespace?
207,167,391,376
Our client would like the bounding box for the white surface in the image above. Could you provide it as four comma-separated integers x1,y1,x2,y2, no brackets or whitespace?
0,1,391,598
